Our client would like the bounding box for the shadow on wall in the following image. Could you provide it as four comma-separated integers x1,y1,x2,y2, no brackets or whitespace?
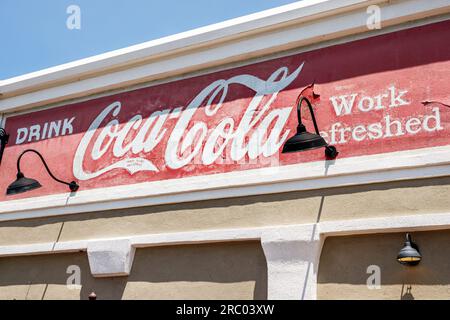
0,241,267,300
318,230,450,300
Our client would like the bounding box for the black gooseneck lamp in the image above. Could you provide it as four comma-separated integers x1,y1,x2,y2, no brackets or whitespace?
0,128,9,165
6,149,79,195
282,96,338,159
397,233,422,266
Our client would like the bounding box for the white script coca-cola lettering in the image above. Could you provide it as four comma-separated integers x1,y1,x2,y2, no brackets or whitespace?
73,63,305,180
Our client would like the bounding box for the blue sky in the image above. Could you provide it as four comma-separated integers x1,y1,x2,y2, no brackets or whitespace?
0,0,299,80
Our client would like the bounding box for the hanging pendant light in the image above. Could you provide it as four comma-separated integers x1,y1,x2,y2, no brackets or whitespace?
397,233,422,266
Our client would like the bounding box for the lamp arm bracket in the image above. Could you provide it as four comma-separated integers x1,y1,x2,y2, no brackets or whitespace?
296,97,321,135
0,128,9,166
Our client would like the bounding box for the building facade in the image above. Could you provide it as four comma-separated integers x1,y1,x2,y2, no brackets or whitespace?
0,0,449,300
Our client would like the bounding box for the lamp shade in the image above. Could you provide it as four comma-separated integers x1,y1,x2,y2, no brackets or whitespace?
282,124,328,154
397,233,422,266
6,172,42,195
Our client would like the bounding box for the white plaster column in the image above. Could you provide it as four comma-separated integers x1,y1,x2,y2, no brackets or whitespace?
261,224,323,300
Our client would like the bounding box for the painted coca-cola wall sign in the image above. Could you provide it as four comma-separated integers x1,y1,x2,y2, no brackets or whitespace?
1,20,449,200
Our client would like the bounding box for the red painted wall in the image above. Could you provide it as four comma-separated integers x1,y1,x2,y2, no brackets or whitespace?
1,20,449,200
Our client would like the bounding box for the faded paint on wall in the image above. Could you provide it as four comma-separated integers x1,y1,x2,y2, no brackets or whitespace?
2,20,449,202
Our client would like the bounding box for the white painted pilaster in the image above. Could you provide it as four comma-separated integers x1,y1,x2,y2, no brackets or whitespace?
261,224,323,300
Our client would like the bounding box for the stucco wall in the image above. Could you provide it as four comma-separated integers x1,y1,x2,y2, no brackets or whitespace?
318,230,450,300
0,241,267,300
1,176,449,247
